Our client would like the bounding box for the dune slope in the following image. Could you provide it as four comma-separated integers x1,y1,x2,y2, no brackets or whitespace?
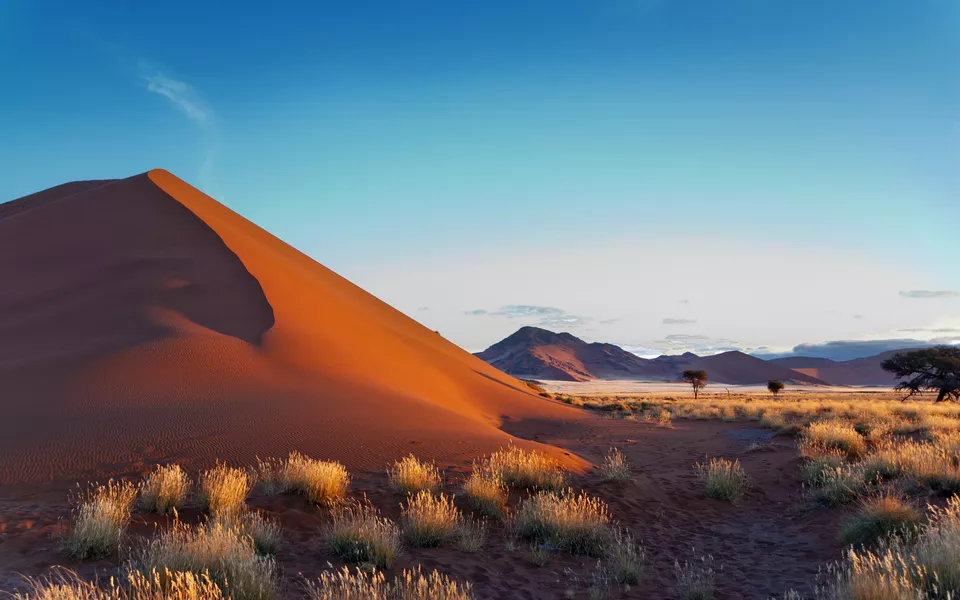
0,171,582,484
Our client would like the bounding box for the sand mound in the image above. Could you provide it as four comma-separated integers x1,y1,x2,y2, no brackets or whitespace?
0,171,583,484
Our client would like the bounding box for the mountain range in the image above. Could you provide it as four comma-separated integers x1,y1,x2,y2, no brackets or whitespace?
475,326,903,386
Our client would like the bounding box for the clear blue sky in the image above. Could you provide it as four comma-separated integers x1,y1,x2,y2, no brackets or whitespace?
2,0,958,358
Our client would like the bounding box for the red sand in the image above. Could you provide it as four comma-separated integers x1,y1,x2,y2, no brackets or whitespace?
0,170,585,485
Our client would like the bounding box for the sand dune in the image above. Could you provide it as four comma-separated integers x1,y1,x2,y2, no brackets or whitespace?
0,171,583,484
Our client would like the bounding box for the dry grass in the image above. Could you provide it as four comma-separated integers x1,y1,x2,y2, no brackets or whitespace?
605,527,645,585
673,555,716,600
139,464,190,515
841,493,921,546
400,491,462,547
9,568,227,600
388,455,441,494
597,448,631,483
132,520,278,600
259,452,350,506
454,519,486,553
514,489,612,556
302,566,472,600
481,446,566,491
461,469,508,519
327,500,401,568
63,480,138,560
695,457,749,504
231,510,283,556
803,422,867,458
199,464,251,521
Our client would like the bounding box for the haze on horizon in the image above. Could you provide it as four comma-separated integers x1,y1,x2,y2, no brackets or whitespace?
1,0,957,360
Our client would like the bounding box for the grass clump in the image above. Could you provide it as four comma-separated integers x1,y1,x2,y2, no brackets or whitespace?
841,494,921,547
481,446,566,491
804,422,866,458
63,479,138,560
199,464,251,521
812,464,869,506
132,520,278,600
302,566,472,600
605,527,645,585
262,451,351,506
695,457,749,504
140,464,190,515
461,468,508,519
388,455,441,494
514,488,612,556
400,491,462,547
327,500,401,569
597,448,631,482
232,510,283,556
673,555,716,600
10,568,228,600
454,519,486,553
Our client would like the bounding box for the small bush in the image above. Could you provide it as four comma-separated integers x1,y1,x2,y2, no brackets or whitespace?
401,491,462,547
695,457,749,504
528,543,551,567
674,555,716,600
388,455,441,494
481,446,566,491
132,520,278,600
606,527,645,585
327,500,401,569
841,494,921,547
515,489,611,556
63,479,138,560
461,469,508,519
597,448,631,482
139,464,190,515
199,464,251,521
804,422,866,458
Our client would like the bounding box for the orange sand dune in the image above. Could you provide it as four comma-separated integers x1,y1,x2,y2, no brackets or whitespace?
0,171,584,484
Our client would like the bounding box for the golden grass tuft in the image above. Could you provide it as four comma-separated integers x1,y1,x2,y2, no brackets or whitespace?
695,457,749,504
481,446,566,491
140,464,190,515
841,493,921,547
10,568,227,600
454,519,486,553
597,448,631,483
388,455,442,494
231,510,283,556
63,479,138,561
461,468,508,519
199,464,251,521
302,566,472,600
258,452,350,506
514,489,612,556
132,520,278,600
803,422,866,458
400,491,462,547
327,500,401,569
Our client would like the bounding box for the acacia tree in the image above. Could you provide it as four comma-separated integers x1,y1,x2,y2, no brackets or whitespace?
767,379,785,397
881,346,960,402
682,370,708,399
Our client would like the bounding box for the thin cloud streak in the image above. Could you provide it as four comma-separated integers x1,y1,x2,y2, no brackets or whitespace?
899,290,958,299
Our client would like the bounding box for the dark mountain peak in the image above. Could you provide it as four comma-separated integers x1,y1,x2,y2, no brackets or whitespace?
506,326,585,346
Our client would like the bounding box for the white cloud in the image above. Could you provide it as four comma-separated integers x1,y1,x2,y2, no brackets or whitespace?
900,290,958,299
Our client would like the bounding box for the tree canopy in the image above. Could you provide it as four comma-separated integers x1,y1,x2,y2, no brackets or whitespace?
881,346,960,402
682,369,708,399
767,379,785,396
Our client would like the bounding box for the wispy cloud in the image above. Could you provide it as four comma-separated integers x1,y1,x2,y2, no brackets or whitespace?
138,61,220,197
899,290,958,299
898,328,960,334
662,318,696,325
755,337,960,361
464,304,589,329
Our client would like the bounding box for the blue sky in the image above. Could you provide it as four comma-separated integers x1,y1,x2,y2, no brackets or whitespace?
2,0,958,359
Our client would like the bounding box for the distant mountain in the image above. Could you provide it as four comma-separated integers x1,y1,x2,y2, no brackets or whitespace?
770,350,906,386
473,326,672,382
475,327,827,385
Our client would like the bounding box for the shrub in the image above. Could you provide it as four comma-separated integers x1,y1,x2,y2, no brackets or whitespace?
327,500,400,569
514,489,611,556
63,479,138,560
673,555,716,600
528,543,551,567
695,457,749,504
461,469,508,519
270,452,350,506
597,448,631,483
606,527,645,585
804,422,866,458
400,491,462,547
388,455,441,494
481,446,566,491
199,464,251,521
132,520,278,600
140,464,190,515
841,494,921,546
